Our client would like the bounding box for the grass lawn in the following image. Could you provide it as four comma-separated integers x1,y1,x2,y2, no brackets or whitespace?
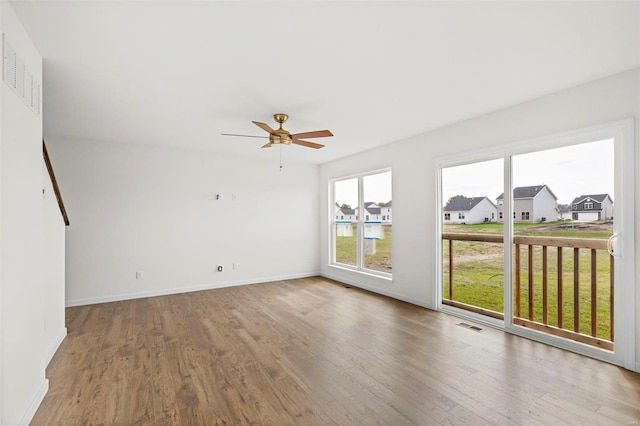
443,220,613,340
335,224,392,273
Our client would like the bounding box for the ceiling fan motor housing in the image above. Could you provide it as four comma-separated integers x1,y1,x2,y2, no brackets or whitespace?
270,129,292,145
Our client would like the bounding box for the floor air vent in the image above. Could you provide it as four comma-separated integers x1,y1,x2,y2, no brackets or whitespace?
457,322,483,332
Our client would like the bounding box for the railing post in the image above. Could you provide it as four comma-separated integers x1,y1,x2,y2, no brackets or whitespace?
515,243,521,318
591,249,597,337
557,247,563,329
574,248,580,333
528,245,534,321
542,246,548,325
448,239,453,301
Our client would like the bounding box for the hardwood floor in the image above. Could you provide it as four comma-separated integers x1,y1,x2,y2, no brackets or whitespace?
33,277,640,425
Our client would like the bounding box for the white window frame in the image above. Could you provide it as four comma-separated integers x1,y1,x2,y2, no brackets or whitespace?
330,168,392,279
434,118,635,371
585,202,594,209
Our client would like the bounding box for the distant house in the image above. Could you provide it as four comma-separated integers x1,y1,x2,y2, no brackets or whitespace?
335,207,356,236
570,194,613,221
335,207,357,222
443,196,497,224
496,184,558,223
557,204,572,220
380,201,392,223
362,202,382,222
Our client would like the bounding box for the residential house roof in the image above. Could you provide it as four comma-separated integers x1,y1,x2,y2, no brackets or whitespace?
365,206,381,215
496,184,558,201
382,201,392,208
558,204,571,213
570,194,613,205
444,196,493,212
338,208,356,215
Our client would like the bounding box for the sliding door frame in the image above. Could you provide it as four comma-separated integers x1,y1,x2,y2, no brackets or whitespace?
435,118,636,371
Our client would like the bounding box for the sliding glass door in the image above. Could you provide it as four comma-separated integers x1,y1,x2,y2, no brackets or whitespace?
437,120,635,370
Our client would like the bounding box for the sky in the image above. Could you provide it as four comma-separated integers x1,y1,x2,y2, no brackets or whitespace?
334,171,391,208
335,139,614,209
442,139,614,206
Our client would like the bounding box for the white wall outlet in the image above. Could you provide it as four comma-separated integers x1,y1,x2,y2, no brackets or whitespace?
215,193,223,201
136,271,144,279
216,265,223,273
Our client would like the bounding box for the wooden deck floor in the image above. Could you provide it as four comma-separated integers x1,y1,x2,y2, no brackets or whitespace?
33,277,640,425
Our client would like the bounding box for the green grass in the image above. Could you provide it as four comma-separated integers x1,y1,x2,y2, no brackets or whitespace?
335,224,392,273
443,221,614,340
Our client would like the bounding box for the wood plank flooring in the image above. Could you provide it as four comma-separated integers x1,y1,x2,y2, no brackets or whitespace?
33,277,640,425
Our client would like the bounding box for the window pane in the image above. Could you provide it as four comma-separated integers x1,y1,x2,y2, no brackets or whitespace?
363,172,392,273
512,140,614,337
442,159,504,315
334,178,358,267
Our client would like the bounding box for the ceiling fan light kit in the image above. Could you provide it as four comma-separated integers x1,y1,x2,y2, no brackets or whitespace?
224,113,333,150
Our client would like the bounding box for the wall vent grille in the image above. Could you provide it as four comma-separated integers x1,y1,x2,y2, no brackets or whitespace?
3,34,41,117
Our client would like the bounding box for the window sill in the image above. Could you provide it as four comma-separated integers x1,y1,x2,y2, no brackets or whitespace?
328,263,393,282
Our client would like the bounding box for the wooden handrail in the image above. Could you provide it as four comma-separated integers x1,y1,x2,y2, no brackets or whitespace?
43,141,70,226
443,232,608,250
443,232,614,350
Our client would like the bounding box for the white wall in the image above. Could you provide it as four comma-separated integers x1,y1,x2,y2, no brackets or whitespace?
1,2,65,423
42,161,66,364
0,1,4,421
319,68,639,366
45,137,320,305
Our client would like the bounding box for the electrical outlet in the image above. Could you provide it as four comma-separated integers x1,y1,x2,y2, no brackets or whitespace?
136,271,144,279
215,193,223,201
216,265,223,273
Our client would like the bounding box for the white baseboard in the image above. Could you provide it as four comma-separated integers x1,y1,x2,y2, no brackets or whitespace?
66,272,320,307
44,328,67,367
321,272,431,309
19,379,49,426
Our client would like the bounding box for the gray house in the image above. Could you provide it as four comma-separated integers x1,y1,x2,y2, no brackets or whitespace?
570,194,613,221
443,196,497,224
496,185,558,223
557,204,572,220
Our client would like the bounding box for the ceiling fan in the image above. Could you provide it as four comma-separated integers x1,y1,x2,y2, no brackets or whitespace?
222,113,333,149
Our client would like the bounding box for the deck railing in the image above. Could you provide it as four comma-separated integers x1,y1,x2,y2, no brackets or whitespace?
443,232,614,351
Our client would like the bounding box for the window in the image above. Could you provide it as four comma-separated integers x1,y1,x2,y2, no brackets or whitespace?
444,213,451,220
341,215,344,220
458,213,465,219
331,170,392,275
521,211,530,220
585,202,594,209
573,204,577,210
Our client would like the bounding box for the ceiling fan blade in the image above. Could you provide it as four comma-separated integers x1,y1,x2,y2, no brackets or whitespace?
261,142,273,148
252,121,276,134
292,139,324,149
221,133,269,139
291,130,333,140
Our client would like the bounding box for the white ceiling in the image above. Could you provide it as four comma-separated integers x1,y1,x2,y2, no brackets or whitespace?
10,1,640,164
